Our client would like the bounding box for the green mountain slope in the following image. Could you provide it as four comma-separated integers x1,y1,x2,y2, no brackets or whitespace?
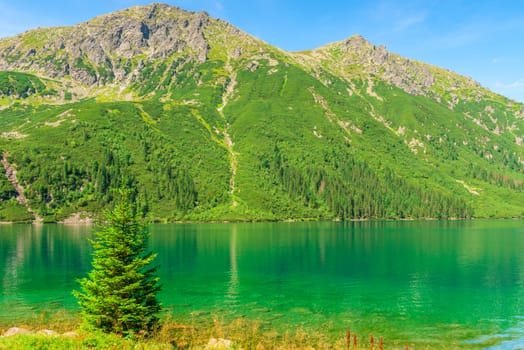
0,3,523,222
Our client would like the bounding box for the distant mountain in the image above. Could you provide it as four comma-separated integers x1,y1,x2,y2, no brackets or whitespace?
1,3,523,222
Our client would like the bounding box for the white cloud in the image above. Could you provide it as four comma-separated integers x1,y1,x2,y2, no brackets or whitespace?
495,80,524,89
434,25,483,49
213,0,224,12
367,0,429,32
394,13,427,32
492,80,524,102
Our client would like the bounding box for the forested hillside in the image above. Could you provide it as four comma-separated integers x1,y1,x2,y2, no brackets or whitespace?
0,4,523,222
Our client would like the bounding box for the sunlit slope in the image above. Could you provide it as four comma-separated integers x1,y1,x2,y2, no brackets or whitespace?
0,4,523,221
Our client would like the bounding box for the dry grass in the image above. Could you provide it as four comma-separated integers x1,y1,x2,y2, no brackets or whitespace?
0,310,404,349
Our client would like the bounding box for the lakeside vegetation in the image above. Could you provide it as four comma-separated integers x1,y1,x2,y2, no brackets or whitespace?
74,187,161,337
0,311,401,350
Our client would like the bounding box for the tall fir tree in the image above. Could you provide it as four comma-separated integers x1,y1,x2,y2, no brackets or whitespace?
74,187,161,336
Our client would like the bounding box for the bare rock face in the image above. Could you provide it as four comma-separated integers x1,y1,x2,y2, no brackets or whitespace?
336,35,436,96
382,58,435,96
314,34,484,103
0,4,211,86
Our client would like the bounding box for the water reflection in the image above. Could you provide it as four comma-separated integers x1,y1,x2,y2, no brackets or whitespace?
151,220,524,347
0,224,92,320
2,230,27,298
226,225,238,305
465,317,524,349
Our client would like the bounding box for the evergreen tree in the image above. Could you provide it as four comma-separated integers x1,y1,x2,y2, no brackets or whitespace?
74,187,161,336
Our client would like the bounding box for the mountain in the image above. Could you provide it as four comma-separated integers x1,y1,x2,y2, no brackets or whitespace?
0,3,523,222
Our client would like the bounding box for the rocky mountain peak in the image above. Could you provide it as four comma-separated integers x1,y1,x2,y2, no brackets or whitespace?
0,4,503,106
0,3,212,86
312,35,434,95
310,34,486,102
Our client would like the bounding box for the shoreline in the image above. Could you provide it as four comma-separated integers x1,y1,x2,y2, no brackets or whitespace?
0,312,397,350
1,216,521,225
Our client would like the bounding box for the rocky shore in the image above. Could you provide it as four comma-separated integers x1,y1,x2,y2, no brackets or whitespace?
1,327,78,338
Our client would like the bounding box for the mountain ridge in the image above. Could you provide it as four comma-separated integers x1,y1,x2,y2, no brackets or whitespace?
0,3,523,222
0,4,503,104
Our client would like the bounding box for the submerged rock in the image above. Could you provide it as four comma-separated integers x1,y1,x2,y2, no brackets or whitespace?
3,327,31,336
206,337,233,349
62,331,79,338
37,329,59,336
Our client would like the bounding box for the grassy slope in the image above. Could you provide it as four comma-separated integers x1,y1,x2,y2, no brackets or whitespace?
0,7,523,221
1,55,523,221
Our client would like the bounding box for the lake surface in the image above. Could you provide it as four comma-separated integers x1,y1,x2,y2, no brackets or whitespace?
1,221,523,348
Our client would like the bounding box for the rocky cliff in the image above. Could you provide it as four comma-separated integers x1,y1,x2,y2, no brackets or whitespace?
0,4,212,86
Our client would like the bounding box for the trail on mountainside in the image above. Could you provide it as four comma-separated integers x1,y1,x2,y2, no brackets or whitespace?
217,62,239,207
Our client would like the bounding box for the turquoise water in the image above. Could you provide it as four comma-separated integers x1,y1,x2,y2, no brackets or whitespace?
1,221,523,348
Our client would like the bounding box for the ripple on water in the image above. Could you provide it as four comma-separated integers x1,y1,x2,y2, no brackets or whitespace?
464,319,524,349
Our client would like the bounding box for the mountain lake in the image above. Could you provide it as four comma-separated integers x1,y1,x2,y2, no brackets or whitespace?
1,220,523,348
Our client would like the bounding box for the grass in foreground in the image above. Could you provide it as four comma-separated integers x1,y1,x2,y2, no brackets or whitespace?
0,311,411,349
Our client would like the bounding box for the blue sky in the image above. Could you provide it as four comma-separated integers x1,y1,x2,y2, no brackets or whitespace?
1,0,523,102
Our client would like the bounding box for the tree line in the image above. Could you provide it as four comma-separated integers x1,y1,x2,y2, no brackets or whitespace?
267,145,473,220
